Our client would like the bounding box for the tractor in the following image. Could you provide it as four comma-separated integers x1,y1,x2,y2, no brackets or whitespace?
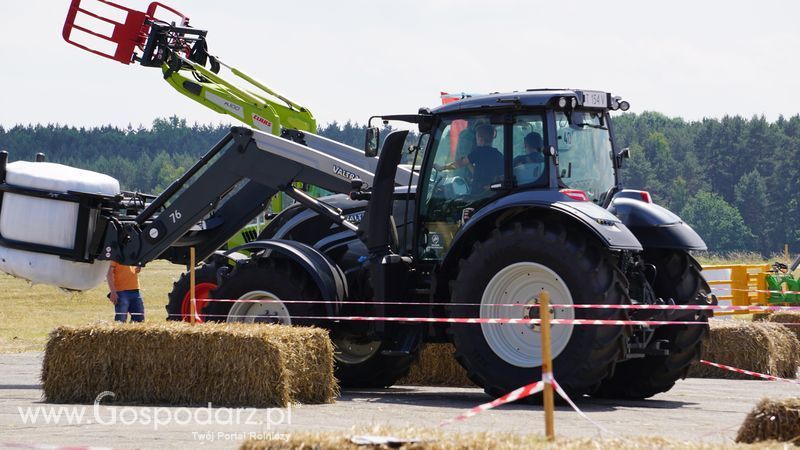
37,1,716,399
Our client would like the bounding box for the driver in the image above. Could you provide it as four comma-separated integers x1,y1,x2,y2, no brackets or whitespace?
435,124,503,193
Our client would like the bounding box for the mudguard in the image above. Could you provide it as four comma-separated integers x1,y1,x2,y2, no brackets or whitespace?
225,239,348,315
437,191,643,296
608,196,706,251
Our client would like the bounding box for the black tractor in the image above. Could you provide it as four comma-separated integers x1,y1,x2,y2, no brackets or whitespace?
3,87,710,399
167,89,712,399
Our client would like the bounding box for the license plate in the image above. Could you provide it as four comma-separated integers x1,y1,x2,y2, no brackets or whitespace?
583,91,608,108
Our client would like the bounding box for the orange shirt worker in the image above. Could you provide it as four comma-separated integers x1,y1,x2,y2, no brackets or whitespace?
107,262,144,322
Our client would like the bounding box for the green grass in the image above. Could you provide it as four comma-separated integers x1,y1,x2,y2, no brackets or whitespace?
0,252,791,353
0,260,184,353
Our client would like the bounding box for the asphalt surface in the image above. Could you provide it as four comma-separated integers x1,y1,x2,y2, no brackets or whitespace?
0,352,798,449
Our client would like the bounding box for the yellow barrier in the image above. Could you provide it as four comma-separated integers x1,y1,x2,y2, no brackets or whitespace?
702,264,770,313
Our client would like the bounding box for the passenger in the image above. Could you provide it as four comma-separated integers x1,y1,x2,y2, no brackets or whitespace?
512,132,547,185
514,132,544,166
436,123,503,193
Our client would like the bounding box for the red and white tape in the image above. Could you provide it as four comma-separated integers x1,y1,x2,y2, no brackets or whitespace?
699,360,800,385
550,378,610,434
0,444,120,450
439,380,544,425
194,313,710,326
713,286,800,296
200,297,800,312
441,372,610,434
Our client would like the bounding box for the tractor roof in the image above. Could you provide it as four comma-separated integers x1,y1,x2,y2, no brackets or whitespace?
431,89,608,114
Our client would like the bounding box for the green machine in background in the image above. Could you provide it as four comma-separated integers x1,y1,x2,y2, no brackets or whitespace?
765,258,800,305
62,0,327,246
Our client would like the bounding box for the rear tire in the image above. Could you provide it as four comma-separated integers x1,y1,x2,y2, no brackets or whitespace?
332,329,419,388
449,222,627,399
166,263,220,322
593,249,710,399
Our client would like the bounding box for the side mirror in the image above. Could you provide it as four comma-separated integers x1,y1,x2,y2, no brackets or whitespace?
616,147,630,167
364,127,380,157
569,111,586,129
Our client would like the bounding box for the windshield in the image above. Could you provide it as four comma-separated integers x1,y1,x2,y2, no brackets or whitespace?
555,111,616,204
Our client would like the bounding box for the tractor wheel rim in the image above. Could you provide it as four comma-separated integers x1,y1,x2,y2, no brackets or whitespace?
480,262,574,368
227,290,290,325
331,333,381,364
181,282,216,322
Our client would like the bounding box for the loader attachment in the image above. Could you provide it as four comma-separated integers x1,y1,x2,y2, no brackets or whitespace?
63,0,190,65
62,0,316,134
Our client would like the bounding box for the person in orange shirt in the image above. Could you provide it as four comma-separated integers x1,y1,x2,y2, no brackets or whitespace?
107,262,144,322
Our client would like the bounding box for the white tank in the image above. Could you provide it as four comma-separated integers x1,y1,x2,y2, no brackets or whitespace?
0,161,120,291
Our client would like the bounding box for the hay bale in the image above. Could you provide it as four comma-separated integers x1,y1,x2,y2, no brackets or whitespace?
42,322,337,407
241,425,791,449
752,313,772,322
688,320,800,379
766,311,800,342
736,398,800,444
398,343,476,387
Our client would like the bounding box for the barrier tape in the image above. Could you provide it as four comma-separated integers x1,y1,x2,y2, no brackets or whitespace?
438,380,544,425
699,360,800,385
185,313,710,326
194,297,800,312
712,286,800,296
551,379,611,435
441,373,610,435
0,444,119,450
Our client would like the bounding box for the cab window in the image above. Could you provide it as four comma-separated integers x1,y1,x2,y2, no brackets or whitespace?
511,115,547,186
417,116,504,259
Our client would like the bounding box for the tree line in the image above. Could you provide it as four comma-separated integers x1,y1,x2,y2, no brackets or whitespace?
1,113,798,255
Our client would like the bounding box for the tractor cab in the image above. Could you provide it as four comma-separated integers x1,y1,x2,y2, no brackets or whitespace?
367,89,631,261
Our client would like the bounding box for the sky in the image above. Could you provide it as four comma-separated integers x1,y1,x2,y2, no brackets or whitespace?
0,0,798,128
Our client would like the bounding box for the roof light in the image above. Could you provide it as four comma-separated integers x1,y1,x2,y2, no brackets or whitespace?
570,97,577,108
640,191,653,203
557,97,567,108
619,100,630,111
560,189,590,202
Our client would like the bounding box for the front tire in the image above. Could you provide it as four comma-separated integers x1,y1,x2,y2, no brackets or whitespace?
166,263,220,322
205,258,319,325
593,249,711,399
449,222,627,399
207,257,418,388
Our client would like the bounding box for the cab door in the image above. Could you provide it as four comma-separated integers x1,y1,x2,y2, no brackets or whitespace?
415,113,547,260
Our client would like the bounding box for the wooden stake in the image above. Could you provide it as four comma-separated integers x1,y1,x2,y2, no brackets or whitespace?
540,290,555,441
189,247,196,325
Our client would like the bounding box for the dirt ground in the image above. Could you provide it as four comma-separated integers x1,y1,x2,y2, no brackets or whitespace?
1,352,798,450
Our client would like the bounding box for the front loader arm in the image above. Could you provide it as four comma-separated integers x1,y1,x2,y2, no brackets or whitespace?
162,53,316,134
63,0,316,135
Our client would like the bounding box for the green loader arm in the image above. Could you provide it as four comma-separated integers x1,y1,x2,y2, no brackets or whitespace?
163,54,316,135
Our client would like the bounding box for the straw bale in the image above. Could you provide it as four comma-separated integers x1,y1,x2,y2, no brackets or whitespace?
765,311,800,342
688,320,800,379
240,425,790,449
736,397,800,444
42,322,337,407
398,344,476,387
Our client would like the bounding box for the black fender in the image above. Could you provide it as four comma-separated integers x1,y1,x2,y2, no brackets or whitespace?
608,195,706,251
225,239,348,316
435,190,643,298
207,249,249,266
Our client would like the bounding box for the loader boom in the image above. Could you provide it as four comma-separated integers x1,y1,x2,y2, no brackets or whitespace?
63,0,317,135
